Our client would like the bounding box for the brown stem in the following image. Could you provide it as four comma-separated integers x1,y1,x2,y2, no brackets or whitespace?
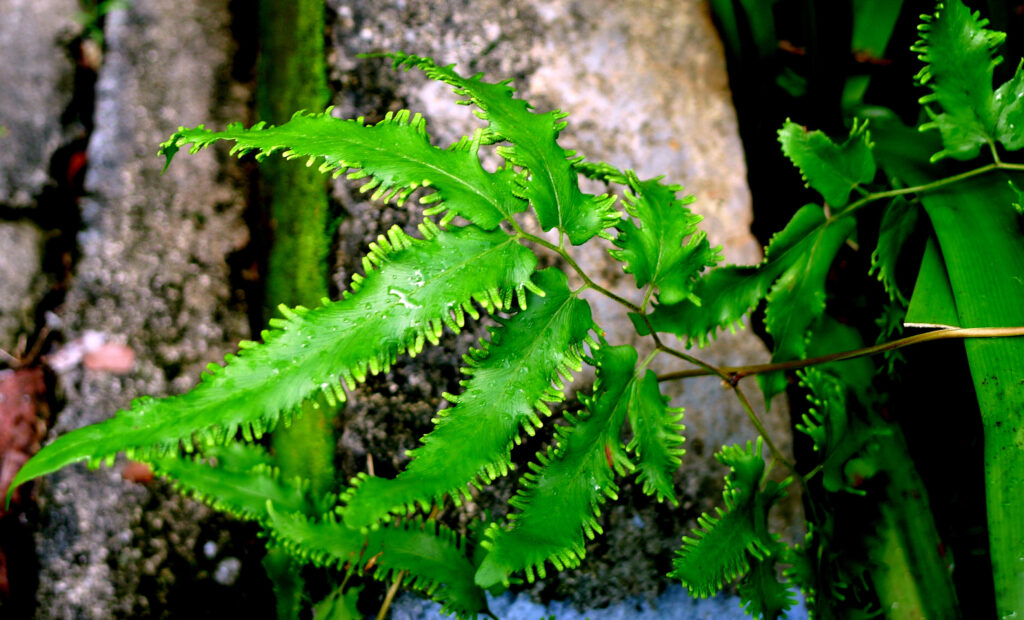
657,326,1024,383
377,570,406,620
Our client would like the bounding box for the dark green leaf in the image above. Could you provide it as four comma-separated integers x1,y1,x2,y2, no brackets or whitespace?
870,197,919,303
760,206,855,404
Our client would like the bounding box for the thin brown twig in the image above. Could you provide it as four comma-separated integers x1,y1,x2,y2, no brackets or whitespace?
656,326,1024,383
377,570,406,620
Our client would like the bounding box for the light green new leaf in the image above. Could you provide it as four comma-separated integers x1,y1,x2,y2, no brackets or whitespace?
160,109,525,230
149,444,314,522
384,52,620,245
760,205,856,404
626,370,685,505
912,0,1015,160
670,439,783,598
778,118,876,207
475,345,637,588
610,172,721,305
340,268,595,530
267,506,486,618
11,222,537,496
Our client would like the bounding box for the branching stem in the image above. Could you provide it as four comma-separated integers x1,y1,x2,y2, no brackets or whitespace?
514,223,795,472
839,160,1024,221
515,229,640,312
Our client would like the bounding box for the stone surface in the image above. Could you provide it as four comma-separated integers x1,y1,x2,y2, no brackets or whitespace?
31,1,259,617
0,222,47,353
325,0,801,610
0,0,78,208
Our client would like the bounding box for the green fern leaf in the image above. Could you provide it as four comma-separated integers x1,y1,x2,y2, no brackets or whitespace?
638,203,851,349
994,60,1024,151
313,585,362,620
266,505,486,618
11,222,538,494
739,544,797,620
475,345,638,588
912,0,1015,160
149,444,315,522
869,197,919,304
626,370,685,504
340,268,596,530
760,205,856,404
159,109,525,230
670,439,771,598
610,172,721,305
777,118,876,207
384,52,620,245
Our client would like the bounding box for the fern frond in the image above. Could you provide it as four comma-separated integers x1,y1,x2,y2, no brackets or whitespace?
912,0,1018,160
626,370,685,504
148,444,314,522
640,203,853,369
610,172,721,305
339,268,596,530
759,206,856,404
160,109,526,230
777,118,876,208
383,52,620,245
475,345,638,588
266,505,486,618
869,197,919,304
670,439,782,598
738,530,797,619
11,223,538,494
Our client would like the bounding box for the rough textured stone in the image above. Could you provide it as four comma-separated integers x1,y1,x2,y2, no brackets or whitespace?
0,222,47,353
325,0,801,610
31,1,258,617
0,0,78,208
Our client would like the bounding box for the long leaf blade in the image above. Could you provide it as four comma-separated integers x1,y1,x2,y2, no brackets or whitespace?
160,109,525,229
474,345,638,588
11,223,537,496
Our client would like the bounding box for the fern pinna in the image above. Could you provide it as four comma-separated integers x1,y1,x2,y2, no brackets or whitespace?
13,1,1024,614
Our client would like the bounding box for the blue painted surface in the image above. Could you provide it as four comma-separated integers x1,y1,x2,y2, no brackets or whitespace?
392,584,810,619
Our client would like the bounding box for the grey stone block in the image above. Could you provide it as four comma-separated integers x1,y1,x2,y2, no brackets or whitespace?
0,0,78,208
32,1,252,617
0,221,46,353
